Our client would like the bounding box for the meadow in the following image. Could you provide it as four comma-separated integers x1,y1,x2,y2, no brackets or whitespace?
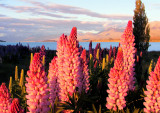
0,21,160,113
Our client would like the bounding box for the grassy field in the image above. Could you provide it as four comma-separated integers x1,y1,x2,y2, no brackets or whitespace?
0,50,56,85
0,50,160,85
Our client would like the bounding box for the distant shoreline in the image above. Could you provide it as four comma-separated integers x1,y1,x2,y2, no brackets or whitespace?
39,39,160,42
0,40,6,42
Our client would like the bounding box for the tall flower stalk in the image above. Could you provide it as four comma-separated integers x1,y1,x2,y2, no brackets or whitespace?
80,49,90,93
106,47,128,111
143,56,160,113
57,27,85,102
0,83,12,113
25,53,50,113
121,20,136,91
48,56,59,108
63,27,83,98
89,40,93,56
56,34,68,102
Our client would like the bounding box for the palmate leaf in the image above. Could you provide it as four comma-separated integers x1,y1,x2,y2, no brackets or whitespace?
88,104,102,113
57,91,96,112
123,107,143,113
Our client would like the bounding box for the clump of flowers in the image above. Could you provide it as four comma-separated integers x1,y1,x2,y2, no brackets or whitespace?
143,56,160,113
48,56,59,108
62,27,83,99
121,20,136,91
0,83,12,113
56,34,68,102
25,53,50,112
106,47,128,111
8,98,24,113
56,27,90,103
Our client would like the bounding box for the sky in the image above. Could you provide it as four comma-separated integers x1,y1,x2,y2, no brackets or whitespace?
0,0,160,42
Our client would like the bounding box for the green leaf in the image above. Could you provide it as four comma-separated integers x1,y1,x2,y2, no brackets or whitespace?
133,108,140,113
126,108,130,113
92,104,97,113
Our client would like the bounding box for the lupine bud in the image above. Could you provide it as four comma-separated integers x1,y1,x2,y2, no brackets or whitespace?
106,54,109,64
89,40,93,56
89,54,94,74
21,86,26,95
15,66,18,81
140,51,142,57
90,54,93,60
148,59,153,74
30,53,33,64
42,55,45,66
94,43,99,60
136,55,139,62
94,60,97,70
96,49,99,60
102,58,105,70
9,76,12,93
19,69,24,89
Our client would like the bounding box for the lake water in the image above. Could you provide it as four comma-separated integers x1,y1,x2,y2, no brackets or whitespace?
0,42,160,51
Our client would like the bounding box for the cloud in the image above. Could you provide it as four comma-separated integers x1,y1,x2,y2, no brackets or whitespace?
29,1,132,20
11,23,35,26
0,27,4,30
0,1,132,20
0,33,5,37
0,16,107,42
0,4,72,19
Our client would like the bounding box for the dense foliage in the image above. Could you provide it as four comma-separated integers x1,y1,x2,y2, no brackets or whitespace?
133,0,150,53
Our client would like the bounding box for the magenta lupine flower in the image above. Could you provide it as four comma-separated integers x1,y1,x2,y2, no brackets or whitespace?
79,45,83,55
121,20,136,91
108,45,112,62
113,47,116,60
57,27,84,102
94,43,100,60
39,45,46,57
26,53,50,113
0,83,12,113
89,40,93,56
143,56,160,113
80,49,90,93
63,27,83,95
48,56,59,108
106,47,128,111
56,34,68,102
8,98,24,113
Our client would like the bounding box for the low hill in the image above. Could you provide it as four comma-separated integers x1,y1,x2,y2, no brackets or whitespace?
0,40,5,42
